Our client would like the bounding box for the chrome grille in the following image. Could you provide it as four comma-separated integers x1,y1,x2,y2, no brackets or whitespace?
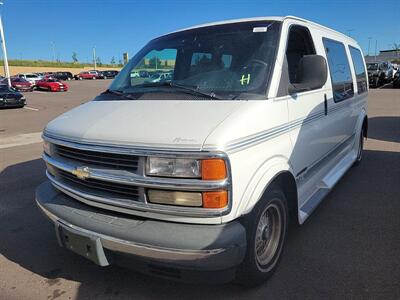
55,144,139,171
56,169,140,200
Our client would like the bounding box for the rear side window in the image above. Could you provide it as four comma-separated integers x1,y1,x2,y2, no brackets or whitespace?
349,46,367,94
323,38,354,102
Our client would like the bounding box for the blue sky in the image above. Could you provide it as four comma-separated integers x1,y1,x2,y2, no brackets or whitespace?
2,0,399,63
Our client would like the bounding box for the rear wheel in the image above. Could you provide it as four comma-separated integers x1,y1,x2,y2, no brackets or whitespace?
236,186,288,287
79,77,83,80
354,127,364,166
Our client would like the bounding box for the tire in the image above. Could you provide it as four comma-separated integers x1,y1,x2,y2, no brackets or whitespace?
92,76,96,80
236,186,288,287
353,127,364,166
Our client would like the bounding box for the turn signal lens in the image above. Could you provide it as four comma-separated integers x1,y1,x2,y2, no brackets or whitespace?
201,159,227,180
202,191,228,208
148,190,202,207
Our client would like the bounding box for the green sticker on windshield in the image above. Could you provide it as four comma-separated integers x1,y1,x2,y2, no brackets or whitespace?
240,73,251,85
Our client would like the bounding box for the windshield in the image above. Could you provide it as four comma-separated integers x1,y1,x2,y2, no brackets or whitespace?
109,21,281,100
367,63,378,70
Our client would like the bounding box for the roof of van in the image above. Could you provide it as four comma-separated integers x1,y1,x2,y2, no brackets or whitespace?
167,16,357,44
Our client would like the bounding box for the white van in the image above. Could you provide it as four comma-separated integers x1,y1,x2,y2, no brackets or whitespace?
36,16,368,285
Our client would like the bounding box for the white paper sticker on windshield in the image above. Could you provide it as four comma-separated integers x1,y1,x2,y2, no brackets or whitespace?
253,27,268,33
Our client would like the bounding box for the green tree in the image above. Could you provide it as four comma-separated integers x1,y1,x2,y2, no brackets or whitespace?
96,57,102,66
110,56,116,66
149,56,162,69
72,52,78,63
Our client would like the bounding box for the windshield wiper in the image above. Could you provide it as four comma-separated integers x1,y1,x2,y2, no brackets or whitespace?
104,89,137,100
133,81,224,100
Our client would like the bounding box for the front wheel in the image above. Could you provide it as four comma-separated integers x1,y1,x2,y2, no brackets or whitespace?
236,186,288,287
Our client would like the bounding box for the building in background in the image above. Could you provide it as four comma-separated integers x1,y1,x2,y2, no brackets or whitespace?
365,49,400,63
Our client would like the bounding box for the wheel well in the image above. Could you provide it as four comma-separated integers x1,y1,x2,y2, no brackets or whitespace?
362,116,368,138
269,172,298,223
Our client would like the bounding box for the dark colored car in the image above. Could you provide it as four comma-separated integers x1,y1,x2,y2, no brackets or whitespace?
98,70,119,79
53,72,73,81
2,77,34,92
0,84,26,108
393,70,400,88
367,62,394,88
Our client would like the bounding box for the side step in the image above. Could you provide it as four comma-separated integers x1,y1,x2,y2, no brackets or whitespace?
299,151,356,223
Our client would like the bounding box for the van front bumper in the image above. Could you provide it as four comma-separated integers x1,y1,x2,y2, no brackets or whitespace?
35,181,246,277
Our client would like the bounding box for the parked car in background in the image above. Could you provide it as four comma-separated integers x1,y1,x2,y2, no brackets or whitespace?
366,62,394,87
145,72,172,83
17,73,42,86
98,70,119,79
392,64,398,79
36,78,68,92
53,72,73,81
75,71,100,80
139,70,149,78
34,72,45,79
3,77,34,92
393,70,400,88
36,16,368,286
0,84,26,108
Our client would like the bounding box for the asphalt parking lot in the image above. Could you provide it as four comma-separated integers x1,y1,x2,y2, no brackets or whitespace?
0,81,399,300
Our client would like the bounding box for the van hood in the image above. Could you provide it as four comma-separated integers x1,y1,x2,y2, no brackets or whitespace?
45,100,243,150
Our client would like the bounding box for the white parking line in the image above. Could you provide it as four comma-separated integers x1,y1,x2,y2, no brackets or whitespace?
0,132,42,149
24,106,39,111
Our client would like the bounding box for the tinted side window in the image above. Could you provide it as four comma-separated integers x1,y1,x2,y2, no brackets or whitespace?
349,46,367,94
323,38,354,102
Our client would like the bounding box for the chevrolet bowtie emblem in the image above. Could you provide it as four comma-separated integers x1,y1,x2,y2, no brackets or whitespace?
71,166,90,180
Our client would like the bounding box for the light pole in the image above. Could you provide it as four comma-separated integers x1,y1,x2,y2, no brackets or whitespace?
93,46,96,70
367,37,372,56
0,2,11,87
51,41,56,62
374,40,378,62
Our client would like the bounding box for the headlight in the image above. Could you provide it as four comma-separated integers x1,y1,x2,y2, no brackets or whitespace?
146,157,227,180
146,157,201,178
43,140,53,156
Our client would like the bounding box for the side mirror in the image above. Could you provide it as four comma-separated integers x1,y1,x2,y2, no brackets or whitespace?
288,55,328,94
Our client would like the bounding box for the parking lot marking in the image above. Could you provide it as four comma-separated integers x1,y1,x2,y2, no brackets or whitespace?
0,132,42,149
33,91,50,94
24,106,39,111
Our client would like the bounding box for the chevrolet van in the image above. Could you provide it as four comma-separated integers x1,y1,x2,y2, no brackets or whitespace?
36,16,368,285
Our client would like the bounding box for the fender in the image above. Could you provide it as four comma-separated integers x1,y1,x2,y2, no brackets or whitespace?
354,108,368,140
234,155,295,218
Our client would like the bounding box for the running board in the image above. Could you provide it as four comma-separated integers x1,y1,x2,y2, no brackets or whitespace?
299,187,330,223
299,151,357,224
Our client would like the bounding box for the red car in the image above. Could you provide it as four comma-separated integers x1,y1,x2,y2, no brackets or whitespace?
3,77,34,92
36,78,68,92
75,71,100,80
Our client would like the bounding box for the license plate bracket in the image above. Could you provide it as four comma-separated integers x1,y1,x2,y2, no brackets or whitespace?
55,223,110,266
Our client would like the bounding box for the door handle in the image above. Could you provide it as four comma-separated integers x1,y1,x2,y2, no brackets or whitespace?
324,94,328,116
